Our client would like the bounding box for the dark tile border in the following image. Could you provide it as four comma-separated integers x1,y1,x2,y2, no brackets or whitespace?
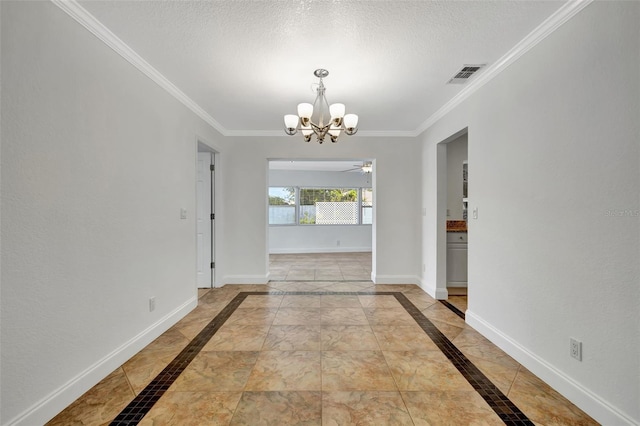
440,299,466,319
110,292,249,425
394,293,534,425
110,291,532,425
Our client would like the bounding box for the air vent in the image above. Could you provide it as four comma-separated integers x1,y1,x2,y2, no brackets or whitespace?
447,64,486,84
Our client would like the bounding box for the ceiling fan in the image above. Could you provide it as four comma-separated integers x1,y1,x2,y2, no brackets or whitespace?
341,161,373,174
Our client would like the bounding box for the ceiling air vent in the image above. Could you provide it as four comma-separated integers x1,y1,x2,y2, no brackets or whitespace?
447,64,486,84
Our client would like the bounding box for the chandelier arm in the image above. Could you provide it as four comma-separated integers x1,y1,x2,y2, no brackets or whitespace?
309,121,330,144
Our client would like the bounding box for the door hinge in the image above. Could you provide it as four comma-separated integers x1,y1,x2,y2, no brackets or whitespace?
210,213,215,220
210,164,214,171
210,262,215,269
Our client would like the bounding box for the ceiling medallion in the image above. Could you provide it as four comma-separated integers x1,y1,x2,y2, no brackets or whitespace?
284,69,359,144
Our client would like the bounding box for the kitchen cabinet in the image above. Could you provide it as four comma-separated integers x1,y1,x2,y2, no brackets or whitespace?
447,232,467,288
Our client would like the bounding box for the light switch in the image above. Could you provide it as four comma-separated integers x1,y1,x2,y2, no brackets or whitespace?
180,208,187,219
472,207,478,219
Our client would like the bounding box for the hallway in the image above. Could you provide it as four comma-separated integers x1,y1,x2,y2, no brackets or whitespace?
48,282,596,425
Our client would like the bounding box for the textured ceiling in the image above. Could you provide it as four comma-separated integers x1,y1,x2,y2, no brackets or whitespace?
77,0,567,136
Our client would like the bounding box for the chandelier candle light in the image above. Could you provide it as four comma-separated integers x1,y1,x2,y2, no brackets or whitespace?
284,69,358,144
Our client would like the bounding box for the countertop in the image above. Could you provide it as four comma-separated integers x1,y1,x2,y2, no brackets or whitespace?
446,220,467,233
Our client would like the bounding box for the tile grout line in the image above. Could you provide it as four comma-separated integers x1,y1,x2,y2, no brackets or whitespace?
120,367,137,399
507,364,524,398
394,293,534,425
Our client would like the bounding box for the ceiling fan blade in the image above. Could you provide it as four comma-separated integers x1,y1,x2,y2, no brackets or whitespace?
341,167,361,172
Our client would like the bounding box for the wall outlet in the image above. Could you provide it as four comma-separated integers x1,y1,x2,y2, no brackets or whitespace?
472,207,478,219
336,240,340,247
149,297,156,312
180,208,187,219
570,338,582,361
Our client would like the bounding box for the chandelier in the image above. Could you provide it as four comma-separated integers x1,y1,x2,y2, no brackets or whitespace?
284,69,358,144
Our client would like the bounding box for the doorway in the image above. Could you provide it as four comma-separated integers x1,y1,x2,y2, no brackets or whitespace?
444,133,468,295
197,144,215,288
436,129,469,298
267,159,375,282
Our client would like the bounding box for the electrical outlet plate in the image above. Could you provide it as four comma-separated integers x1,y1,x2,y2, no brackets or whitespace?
149,297,156,312
570,338,582,361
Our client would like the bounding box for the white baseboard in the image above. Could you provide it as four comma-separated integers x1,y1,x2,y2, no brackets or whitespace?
372,274,421,285
8,297,197,426
418,278,448,300
223,275,269,285
269,247,372,254
466,310,637,426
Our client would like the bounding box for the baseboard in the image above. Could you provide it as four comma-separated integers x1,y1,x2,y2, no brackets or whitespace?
372,274,421,285
466,310,637,426
418,278,449,300
269,247,372,254
223,274,269,285
7,296,197,426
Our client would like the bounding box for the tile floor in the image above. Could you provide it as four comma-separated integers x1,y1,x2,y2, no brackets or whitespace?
47,254,598,425
269,252,372,281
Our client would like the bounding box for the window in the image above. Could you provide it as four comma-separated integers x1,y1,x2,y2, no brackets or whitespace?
299,188,358,225
361,188,373,224
269,186,373,225
268,187,296,225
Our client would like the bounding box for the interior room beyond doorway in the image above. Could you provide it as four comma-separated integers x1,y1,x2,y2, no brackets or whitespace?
269,252,372,281
268,159,374,282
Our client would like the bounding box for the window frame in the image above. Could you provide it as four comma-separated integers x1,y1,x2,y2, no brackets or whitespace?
268,186,298,226
268,186,373,226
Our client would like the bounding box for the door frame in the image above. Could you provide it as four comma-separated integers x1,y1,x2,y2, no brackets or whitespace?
196,139,219,288
435,127,468,299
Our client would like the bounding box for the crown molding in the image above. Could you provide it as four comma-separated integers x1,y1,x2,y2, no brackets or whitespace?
51,0,228,136
52,0,592,139
356,130,418,138
224,129,418,138
414,0,594,136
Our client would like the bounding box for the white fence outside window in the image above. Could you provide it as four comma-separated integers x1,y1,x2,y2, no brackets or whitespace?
316,202,358,225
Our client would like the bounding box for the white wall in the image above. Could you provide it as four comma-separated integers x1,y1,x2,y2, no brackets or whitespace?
269,169,372,253
446,134,468,220
221,137,422,285
421,2,639,424
269,225,372,254
0,2,227,424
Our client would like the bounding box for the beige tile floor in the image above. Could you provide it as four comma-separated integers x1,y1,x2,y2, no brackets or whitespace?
47,254,598,425
269,252,372,281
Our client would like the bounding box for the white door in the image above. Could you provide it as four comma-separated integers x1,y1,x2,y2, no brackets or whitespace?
210,155,215,283
197,152,213,287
